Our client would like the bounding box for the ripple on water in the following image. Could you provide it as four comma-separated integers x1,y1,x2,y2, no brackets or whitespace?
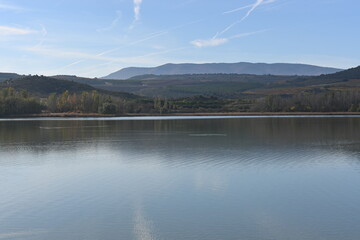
1,117,360,240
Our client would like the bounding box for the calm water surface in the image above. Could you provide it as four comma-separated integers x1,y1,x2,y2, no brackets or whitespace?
0,116,360,240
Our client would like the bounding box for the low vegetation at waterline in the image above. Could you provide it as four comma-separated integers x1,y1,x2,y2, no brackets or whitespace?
43,92,249,115
253,91,360,112
2,87,360,117
0,88,41,116
0,88,149,116
1,66,360,116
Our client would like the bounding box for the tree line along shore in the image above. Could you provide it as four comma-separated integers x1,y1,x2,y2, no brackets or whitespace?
1,66,360,117
2,87,360,117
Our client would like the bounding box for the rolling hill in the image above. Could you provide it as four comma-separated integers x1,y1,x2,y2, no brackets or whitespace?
0,72,21,81
92,74,302,98
103,62,343,80
52,66,360,98
99,66,360,98
245,66,360,95
2,66,358,100
0,75,137,99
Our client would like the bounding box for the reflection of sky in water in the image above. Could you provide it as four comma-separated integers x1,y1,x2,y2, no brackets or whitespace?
0,117,360,240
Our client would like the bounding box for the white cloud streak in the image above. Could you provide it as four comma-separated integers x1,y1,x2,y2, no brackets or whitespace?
100,19,201,56
94,47,190,72
215,0,276,38
223,0,277,15
0,2,24,11
191,38,228,48
60,19,202,69
192,30,268,48
59,30,169,69
229,29,269,40
97,10,122,32
242,0,266,21
134,0,143,22
129,0,144,29
0,26,36,36
27,44,190,75
223,4,253,15
26,45,121,62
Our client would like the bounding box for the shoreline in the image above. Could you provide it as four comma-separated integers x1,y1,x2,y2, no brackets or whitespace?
1,112,360,119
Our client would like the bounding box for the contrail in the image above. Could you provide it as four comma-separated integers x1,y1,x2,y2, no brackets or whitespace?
223,4,253,15
242,0,264,21
193,29,268,48
59,19,202,70
58,31,167,69
214,0,277,39
223,0,276,15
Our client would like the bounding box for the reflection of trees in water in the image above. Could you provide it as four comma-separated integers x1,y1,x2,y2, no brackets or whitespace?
0,121,94,143
1,117,360,156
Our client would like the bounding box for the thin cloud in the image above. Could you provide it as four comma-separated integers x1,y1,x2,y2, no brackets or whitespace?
25,45,119,62
133,31,169,45
223,0,277,15
33,44,189,74
242,0,266,21
134,0,143,21
60,60,85,69
97,10,122,32
230,29,269,39
40,25,47,36
60,19,202,69
0,2,24,11
215,0,276,38
191,38,228,48
32,25,48,48
60,30,169,68
130,0,143,28
0,26,36,35
192,30,268,48
117,19,201,51
223,4,253,15
66,47,190,77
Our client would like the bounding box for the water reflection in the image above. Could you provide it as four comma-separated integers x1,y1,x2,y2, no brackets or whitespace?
1,117,360,166
0,117,360,240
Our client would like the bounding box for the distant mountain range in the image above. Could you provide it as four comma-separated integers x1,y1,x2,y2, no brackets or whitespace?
96,66,359,98
103,62,343,80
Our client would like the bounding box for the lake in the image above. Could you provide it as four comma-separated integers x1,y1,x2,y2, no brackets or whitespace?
0,116,360,240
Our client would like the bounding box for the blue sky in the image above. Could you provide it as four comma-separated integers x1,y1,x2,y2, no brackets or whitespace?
0,0,359,77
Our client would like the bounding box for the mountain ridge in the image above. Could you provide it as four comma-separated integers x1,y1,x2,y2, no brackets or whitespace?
103,62,343,80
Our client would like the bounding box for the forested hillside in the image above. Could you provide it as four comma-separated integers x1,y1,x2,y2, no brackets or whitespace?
0,75,137,99
52,74,305,98
0,66,360,116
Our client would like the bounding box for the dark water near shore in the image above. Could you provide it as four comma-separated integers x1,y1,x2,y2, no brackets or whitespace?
1,116,360,240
